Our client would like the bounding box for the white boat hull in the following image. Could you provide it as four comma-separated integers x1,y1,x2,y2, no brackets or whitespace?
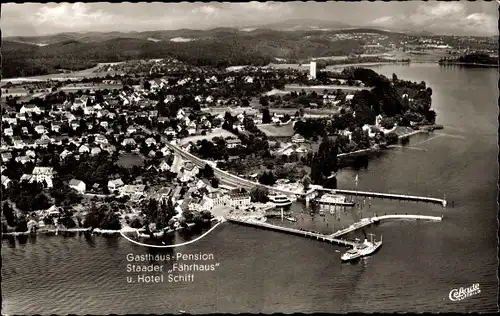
341,241,382,262
318,200,355,207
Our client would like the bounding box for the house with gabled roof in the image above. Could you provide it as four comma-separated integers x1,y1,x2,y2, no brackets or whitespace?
20,104,41,115
122,138,136,147
4,127,13,136
127,126,137,135
34,125,47,134
158,160,170,172
145,137,157,147
69,179,86,194
108,178,124,193
95,134,108,145
1,175,11,188
16,155,31,164
91,147,102,156
79,144,90,153
12,137,25,149
60,149,72,160
1,152,12,163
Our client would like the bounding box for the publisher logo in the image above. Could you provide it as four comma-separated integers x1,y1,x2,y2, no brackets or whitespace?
449,283,481,301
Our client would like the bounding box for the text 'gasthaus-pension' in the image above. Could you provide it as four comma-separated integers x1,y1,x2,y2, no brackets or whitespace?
125,252,220,284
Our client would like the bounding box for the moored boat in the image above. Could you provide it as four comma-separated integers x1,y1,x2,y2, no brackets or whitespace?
268,193,293,207
317,194,355,207
341,233,382,262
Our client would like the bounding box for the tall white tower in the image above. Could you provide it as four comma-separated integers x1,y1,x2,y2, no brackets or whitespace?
309,61,317,79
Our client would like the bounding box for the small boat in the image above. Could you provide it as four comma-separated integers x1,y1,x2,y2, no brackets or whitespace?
285,217,297,222
341,234,382,263
179,310,186,314
317,194,355,207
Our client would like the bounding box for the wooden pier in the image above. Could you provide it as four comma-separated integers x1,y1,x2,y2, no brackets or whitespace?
227,217,357,248
227,213,442,249
316,188,447,207
330,214,443,238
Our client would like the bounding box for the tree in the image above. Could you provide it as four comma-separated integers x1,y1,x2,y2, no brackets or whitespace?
310,137,338,185
130,217,143,229
143,80,151,91
210,177,219,188
83,204,121,230
250,186,269,203
60,213,77,228
302,175,311,191
259,96,269,107
259,171,275,186
262,108,271,124
2,202,17,227
182,209,194,222
199,164,214,179
16,218,28,232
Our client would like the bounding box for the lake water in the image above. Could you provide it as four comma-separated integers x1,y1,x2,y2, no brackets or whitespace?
2,64,498,314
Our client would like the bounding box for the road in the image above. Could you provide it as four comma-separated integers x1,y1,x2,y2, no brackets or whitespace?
141,126,299,195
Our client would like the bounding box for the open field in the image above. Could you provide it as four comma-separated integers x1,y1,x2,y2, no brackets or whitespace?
60,83,124,92
179,128,236,145
0,62,125,86
257,122,295,137
284,84,369,92
117,153,145,168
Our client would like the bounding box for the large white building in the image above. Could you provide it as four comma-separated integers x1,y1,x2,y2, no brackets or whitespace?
309,61,317,79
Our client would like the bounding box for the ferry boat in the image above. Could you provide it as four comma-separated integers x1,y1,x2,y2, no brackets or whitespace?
341,234,382,262
317,194,355,207
268,194,293,207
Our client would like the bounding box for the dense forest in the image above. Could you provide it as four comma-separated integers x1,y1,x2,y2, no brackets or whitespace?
439,53,498,66
2,30,368,78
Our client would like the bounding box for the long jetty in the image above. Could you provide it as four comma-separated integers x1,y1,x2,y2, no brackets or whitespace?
227,217,357,248
330,214,442,238
317,188,447,207
162,134,447,207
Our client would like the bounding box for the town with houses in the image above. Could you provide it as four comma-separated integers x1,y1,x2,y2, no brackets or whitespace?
2,57,441,237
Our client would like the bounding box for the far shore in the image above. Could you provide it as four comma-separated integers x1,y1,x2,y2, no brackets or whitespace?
2,218,219,237
337,125,441,159
439,62,498,68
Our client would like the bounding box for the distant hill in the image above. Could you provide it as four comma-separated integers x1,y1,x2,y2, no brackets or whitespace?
248,18,353,31
3,27,379,78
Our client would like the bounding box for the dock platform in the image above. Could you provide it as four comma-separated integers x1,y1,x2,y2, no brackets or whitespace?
227,217,357,248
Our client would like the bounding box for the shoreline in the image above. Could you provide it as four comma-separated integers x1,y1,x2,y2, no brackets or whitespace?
337,126,438,159
2,219,216,237
438,62,498,68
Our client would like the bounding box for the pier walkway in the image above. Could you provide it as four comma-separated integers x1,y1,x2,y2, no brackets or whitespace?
316,188,447,207
160,134,447,207
227,213,442,248
227,217,357,248
330,214,443,238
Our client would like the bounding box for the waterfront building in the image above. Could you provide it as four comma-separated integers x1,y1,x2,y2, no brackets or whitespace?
228,189,251,208
292,134,306,143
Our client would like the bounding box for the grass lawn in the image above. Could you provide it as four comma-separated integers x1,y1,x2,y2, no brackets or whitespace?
257,123,295,137
179,129,236,145
117,153,145,168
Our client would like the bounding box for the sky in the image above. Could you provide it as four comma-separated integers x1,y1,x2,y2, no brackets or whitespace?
2,1,498,37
